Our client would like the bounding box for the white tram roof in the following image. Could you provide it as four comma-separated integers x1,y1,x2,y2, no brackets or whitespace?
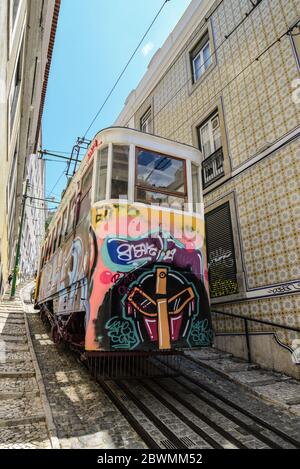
45,126,202,237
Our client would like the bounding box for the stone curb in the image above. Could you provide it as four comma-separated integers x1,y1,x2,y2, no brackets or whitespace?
185,352,300,417
0,414,45,428
20,285,61,449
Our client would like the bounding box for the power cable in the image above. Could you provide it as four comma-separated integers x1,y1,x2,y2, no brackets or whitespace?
82,0,171,139
123,0,265,132
168,21,299,139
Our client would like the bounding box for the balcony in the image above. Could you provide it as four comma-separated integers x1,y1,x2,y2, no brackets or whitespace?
202,147,224,188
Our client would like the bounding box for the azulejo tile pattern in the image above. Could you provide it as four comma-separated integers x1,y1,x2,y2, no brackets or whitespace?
213,293,300,349
126,0,300,351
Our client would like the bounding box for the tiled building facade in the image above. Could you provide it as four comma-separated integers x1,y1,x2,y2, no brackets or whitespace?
115,0,300,377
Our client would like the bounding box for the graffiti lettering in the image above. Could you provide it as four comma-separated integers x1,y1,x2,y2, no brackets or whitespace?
102,232,204,277
88,139,101,160
188,318,213,347
208,248,233,269
116,241,159,263
268,282,300,296
105,317,139,349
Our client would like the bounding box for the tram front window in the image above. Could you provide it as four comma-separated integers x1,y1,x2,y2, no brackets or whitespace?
136,188,185,210
135,148,186,209
111,145,129,199
95,146,108,201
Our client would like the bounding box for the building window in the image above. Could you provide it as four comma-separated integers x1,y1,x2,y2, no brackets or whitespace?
10,0,21,34
190,32,211,83
205,202,238,298
9,44,23,134
140,107,152,133
198,111,224,188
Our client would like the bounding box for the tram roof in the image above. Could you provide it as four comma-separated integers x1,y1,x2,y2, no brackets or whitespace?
44,126,202,238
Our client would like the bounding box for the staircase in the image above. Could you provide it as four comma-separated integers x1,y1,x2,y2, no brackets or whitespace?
0,287,52,448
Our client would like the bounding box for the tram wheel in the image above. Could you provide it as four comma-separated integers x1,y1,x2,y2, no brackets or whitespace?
51,324,62,344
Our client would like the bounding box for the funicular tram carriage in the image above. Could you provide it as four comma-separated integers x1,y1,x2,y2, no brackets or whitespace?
35,127,213,377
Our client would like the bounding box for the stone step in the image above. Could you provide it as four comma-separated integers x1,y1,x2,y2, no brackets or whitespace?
0,335,27,342
0,422,51,449
0,317,25,323
0,311,24,315
0,396,45,426
0,362,33,374
0,308,24,312
0,390,39,399
0,414,45,428
0,303,23,307
0,313,24,317
2,343,29,352
2,351,32,361
0,327,27,336
0,371,35,379
0,377,38,394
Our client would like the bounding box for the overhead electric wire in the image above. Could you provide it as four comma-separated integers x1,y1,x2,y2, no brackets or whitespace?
168,21,300,139
124,0,266,132
47,168,67,199
82,0,171,139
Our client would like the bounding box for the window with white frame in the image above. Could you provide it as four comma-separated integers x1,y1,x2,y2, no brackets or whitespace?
190,32,212,83
9,43,23,134
140,107,152,133
9,0,21,38
198,112,221,159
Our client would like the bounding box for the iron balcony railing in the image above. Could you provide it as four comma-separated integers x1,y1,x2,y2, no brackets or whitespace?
212,309,300,364
202,147,224,188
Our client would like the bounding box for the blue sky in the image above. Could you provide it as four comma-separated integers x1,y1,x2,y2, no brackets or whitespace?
42,0,191,205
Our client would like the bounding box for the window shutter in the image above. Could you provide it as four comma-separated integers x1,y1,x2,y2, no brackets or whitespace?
205,202,238,297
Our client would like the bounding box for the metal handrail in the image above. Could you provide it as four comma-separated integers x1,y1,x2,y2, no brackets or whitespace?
211,309,300,363
201,147,224,188
212,309,300,332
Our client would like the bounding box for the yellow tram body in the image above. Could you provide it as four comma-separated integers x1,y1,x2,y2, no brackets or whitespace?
36,127,212,352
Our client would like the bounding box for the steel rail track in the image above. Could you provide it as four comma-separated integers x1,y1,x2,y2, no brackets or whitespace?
181,354,300,448
140,378,246,449
115,379,191,449
155,356,300,449
96,378,160,449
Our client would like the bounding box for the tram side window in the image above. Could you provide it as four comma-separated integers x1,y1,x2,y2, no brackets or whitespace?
52,224,58,254
111,145,129,199
135,148,186,210
57,218,62,247
192,163,201,212
95,146,108,201
47,235,52,261
66,196,75,236
62,207,68,239
78,167,93,224
40,246,45,268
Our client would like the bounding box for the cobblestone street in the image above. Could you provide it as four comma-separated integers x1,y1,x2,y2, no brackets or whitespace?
1,288,300,449
0,291,51,449
24,294,146,449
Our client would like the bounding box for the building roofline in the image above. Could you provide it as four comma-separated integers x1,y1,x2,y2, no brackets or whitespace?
114,0,215,126
34,0,61,153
